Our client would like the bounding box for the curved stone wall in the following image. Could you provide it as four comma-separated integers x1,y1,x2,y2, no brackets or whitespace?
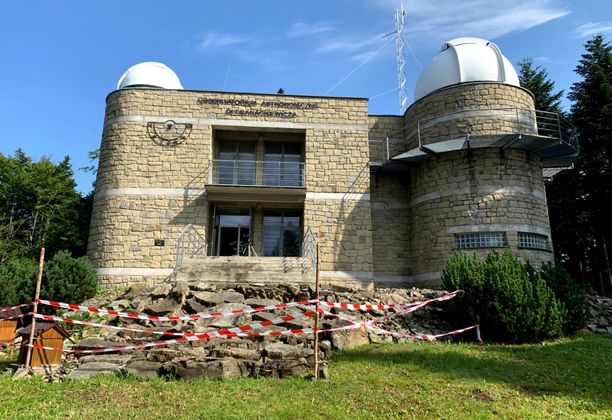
403,82,536,149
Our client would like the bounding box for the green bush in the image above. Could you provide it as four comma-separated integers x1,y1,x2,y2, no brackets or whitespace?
41,251,98,304
539,262,588,334
0,257,38,306
442,251,564,343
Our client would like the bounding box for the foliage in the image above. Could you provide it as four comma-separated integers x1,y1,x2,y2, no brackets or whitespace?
0,149,91,262
518,57,564,113
539,262,588,334
545,35,612,295
442,251,564,343
0,257,38,306
0,252,97,307
1,333,610,418
41,251,98,305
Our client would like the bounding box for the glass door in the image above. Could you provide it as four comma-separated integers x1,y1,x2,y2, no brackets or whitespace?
213,209,252,256
217,140,256,185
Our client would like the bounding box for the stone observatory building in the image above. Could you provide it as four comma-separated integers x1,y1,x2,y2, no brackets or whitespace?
88,38,578,289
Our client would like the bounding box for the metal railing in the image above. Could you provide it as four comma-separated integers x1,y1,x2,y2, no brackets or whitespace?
207,159,306,187
301,227,317,273
388,107,578,152
175,224,207,268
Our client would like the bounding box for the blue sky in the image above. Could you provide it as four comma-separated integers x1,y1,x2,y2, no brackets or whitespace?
1,0,611,193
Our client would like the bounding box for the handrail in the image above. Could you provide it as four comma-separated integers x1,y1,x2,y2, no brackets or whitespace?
175,224,207,268
207,159,306,187
301,227,317,273
385,107,579,152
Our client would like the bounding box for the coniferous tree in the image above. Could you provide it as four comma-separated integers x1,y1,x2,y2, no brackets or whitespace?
567,35,612,294
518,58,564,113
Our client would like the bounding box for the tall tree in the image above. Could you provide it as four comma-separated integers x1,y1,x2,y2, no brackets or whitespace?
0,150,90,262
518,58,564,113
569,35,612,293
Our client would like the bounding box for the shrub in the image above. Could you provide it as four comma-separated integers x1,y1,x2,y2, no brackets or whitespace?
41,251,98,304
0,257,38,306
442,251,564,343
539,262,588,334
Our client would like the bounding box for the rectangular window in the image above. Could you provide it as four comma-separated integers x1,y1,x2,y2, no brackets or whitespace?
216,140,256,185
264,142,303,187
518,232,549,250
263,210,302,256
455,232,507,249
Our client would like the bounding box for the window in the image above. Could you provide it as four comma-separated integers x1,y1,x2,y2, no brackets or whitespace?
264,142,303,187
216,140,256,185
518,232,549,250
263,210,302,256
455,232,507,249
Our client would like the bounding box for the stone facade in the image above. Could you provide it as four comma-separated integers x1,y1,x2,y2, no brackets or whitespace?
89,82,559,289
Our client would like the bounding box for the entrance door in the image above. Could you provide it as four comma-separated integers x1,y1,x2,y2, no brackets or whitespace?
214,210,252,256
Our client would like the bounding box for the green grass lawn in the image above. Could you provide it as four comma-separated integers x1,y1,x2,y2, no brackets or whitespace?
1,332,610,419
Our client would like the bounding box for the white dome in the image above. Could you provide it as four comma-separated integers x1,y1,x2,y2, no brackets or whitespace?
116,62,183,90
414,38,519,101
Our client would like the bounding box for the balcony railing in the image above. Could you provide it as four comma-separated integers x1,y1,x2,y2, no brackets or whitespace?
207,159,305,188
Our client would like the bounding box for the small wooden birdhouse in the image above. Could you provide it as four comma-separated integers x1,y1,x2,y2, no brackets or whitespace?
0,307,26,348
18,322,70,366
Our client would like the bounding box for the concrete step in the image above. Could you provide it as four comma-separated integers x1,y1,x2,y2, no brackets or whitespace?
171,256,314,285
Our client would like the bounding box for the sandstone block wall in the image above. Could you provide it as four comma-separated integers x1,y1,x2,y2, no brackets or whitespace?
89,89,373,287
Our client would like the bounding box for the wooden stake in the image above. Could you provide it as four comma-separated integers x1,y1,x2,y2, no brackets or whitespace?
25,247,44,369
313,243,321,380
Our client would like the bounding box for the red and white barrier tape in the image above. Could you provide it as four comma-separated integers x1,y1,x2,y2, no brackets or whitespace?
34,298,318,322
320,290,462,312
368,323,480,341
34,309,319,338
0,312,33,321
0,302,32,314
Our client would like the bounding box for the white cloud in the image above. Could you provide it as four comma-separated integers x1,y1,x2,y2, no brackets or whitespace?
288,22,335,37
317,35,385,53
574,21,612,38
365,0,569,44
194,32,250,51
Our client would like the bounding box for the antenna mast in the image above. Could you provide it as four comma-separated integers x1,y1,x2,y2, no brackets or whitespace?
395,2,407,113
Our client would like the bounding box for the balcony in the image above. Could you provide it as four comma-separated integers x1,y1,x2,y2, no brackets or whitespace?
382,108,579,176
205,159,306,203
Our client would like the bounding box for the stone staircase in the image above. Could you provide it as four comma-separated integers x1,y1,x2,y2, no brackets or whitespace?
170,256,314,286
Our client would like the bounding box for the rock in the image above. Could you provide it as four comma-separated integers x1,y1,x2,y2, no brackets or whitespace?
210,347,261,361
331,329,369,350
146,298,180,316
170,359,245,380
69,362,122,379
319,340,332,357
125,361,162,378
191,282,216,292
150,283,172,299
135,297,153,313
122,283,148,299
205,291,245,305
78,354,132,364
262,357,310,378
74,338,120,350
192,291,215,304
205,359,246,380
196,303,252,329
169,282,190,306
245,298,281,308
264,342,313,359
185,298,206,314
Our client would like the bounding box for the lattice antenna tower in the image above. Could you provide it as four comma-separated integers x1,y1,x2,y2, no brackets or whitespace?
395,2,407,113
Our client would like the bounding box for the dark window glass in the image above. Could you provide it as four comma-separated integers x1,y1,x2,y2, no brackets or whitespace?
263,210,302,256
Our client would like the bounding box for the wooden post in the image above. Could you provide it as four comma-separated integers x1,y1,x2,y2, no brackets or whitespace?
313,243,321,380
24,247,44,369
